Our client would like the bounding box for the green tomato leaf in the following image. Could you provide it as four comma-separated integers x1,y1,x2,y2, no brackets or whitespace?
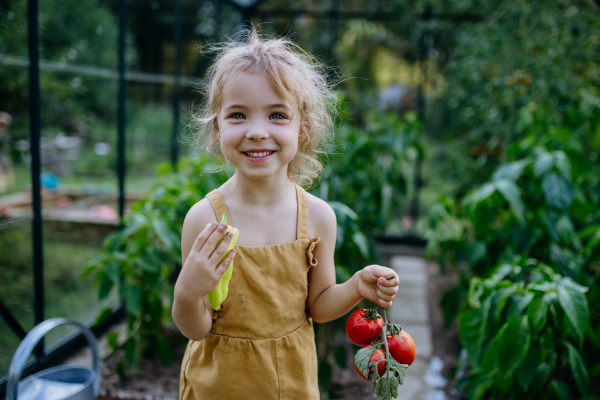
527,298,548,334
496,315,531,376
563,341,589,396
557,285,589,342
388,357,408,384
495,179,525,223
375,376,400,400
542,173,573,210
355,346,375,379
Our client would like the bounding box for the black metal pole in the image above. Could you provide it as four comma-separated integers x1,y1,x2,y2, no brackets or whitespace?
171,0,182,172
117,0,126,226
27,0,44,341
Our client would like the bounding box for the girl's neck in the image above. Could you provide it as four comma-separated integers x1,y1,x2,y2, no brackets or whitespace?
223,170,296,208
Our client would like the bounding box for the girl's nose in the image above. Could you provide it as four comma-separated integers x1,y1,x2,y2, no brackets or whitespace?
245,119,270,141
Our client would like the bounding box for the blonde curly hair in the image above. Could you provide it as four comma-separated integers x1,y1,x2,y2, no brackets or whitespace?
190,28,338,187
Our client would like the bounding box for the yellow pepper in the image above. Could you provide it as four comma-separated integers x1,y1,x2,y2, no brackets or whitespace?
206,213,239,310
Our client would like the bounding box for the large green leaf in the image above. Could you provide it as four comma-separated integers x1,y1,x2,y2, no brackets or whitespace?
505,292,534,319
459,297,491,366
495,179,525,223
463,182,496,207
496,315,531,376
564,341,589,396
527,298,548,334
557,284,589,342
493,160,529,182
124,284,142,317
542,173,573,210
516,341,541,390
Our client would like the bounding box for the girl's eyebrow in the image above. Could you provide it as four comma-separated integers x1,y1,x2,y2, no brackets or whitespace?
223,103,291,111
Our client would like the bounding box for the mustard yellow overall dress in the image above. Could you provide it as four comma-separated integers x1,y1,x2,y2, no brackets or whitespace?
179,184,321,399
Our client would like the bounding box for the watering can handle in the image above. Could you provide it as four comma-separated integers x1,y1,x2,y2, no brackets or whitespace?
5,318,101,400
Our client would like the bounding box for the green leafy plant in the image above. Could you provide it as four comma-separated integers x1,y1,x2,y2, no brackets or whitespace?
320,110,425,236
457,260,589,399
425,136,600,397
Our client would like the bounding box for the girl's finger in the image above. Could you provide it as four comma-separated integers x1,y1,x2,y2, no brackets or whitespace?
378,276,399,287
378,285,398,297
376,296,393,309
198,222,229,259
215,249,236,275
376,289,394,302
208,231,234,265
191,222,219,253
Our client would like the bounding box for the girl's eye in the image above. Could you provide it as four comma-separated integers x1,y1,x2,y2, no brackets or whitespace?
230,113,244,119
270,112,286,120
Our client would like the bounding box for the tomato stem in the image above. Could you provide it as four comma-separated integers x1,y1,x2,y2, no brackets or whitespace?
380,307,392,400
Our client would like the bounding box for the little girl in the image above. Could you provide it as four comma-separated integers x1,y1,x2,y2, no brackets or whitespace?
172,29,399,399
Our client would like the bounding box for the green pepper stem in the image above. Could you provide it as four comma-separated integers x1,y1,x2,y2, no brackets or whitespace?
221,213,228,224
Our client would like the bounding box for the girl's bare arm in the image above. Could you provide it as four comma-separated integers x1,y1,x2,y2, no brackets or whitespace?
305,198,398,323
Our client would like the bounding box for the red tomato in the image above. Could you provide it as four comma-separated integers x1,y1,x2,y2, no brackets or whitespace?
386,330,416,366
355,346,387,381
346,309,383,347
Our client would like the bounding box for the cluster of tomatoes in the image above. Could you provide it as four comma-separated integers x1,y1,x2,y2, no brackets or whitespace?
346,308,416,381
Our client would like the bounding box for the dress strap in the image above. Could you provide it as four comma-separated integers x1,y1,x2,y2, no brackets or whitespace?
296,184,309,240
206,190,233,225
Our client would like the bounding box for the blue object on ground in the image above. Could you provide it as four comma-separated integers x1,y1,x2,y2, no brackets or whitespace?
40,173,60,189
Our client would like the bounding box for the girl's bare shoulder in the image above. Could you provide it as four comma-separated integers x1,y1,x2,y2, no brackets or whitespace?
306,192,336,239
181,198,218,248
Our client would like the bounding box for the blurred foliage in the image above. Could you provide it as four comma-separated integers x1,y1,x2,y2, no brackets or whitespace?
317,109,424,237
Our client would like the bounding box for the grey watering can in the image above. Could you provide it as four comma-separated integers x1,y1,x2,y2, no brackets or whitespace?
5,318,101,400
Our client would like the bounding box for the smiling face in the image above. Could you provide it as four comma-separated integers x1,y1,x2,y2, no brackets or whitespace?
217,72,301,182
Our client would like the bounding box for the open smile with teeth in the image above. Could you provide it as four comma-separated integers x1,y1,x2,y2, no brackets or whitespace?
244,151,275,158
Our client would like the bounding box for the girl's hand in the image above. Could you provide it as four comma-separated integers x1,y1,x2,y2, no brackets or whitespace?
354,265,399,309
174,222,236,304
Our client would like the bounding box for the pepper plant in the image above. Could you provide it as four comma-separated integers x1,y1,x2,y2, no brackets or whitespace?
425,131,600,397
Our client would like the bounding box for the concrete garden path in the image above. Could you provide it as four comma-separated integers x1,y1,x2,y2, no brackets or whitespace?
386,253,446,400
